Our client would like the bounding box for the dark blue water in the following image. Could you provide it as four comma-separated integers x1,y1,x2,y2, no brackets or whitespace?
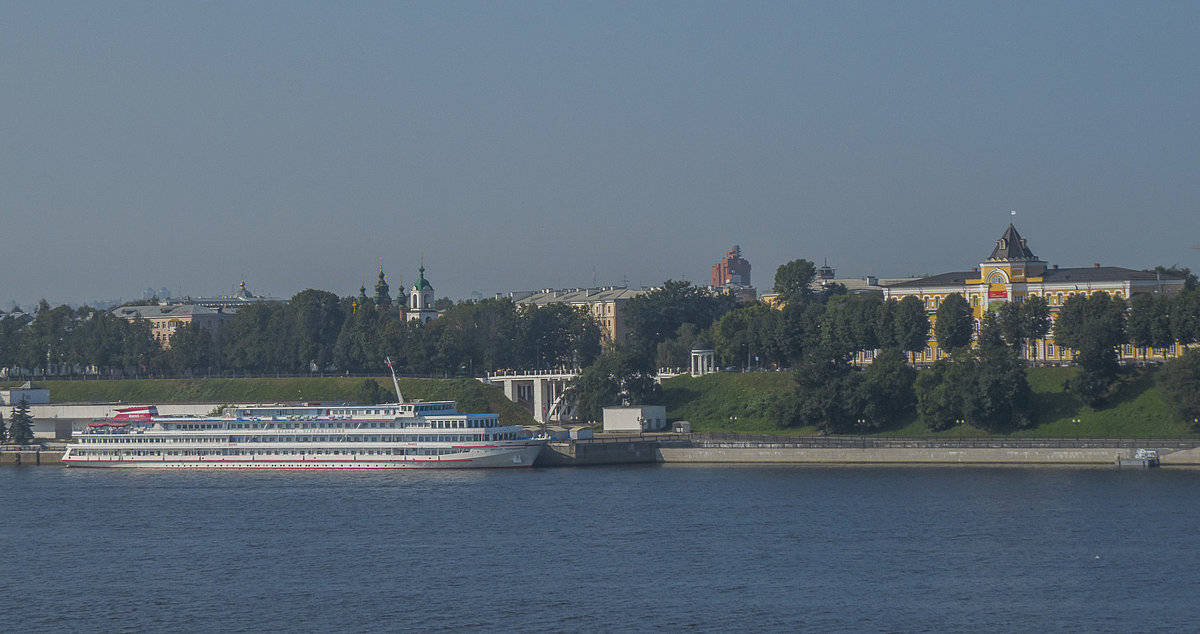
2,465,1197,632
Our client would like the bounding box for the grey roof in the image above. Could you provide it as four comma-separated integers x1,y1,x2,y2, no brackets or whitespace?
885,266,1183,289
1041,266,1182,284
884,272,977,289
513,287,646,305
987,224,1039,261
112,304,227,320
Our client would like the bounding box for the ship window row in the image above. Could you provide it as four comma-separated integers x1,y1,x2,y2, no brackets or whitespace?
71,448,472,458
430,419,498,429
82,432,518,444
236,408,403,417
189,421,407,430
167,418,501,431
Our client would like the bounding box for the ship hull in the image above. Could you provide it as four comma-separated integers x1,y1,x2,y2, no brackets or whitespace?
63,443,545,469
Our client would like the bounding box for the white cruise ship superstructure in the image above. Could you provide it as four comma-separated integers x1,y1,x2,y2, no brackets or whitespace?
62,400,545,469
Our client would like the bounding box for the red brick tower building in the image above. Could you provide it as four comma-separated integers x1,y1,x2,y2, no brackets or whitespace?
712,245,751,288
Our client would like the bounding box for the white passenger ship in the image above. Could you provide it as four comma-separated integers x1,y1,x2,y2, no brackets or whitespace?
62,366,545,469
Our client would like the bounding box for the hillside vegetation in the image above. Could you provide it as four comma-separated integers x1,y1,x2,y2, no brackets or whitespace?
8,377,536,427
12,367,1193,437
661,366,1197,437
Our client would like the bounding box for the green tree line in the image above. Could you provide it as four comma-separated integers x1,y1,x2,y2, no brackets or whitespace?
0,292,601,379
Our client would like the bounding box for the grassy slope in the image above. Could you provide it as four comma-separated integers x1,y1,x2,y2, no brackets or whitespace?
661,372,805,433
662,366,1195,438
16,377,536,427
17,366,1190,437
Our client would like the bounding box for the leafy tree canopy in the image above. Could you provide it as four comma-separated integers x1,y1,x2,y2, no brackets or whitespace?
568,350,662,423
772,259,818,306
1158,350,1200,426
934,293,973,351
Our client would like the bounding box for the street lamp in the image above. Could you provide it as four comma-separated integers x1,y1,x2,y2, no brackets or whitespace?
1072,418,1080,440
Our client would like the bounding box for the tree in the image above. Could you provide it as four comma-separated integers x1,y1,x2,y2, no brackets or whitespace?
516,303,600,370
0,408,7,444
775,355,861,434
1158,350,1200,426
914,330,1032,433
1054,292,1127,406
971,336,1033,431
1021,296,1052,362
225,302,291,373
449,298,522,372
854,348,916,429
165,322,213,375
659,323,703,369
1128,293,1173,361
994,301,1024,350
9,398,34,445
623,280,733,357
1173,287,1200,346
893,296,931,361
289,289,346,373
821,295,884,359
773,259,818,306
1149,265,1198,291
775,302,825,365
934,293,974,352
333,298,384,373
915,352,975,431
568,351,662,423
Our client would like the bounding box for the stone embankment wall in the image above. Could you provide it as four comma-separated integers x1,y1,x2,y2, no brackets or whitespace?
538,440,660,466
539,435,1200,466
0,449,64,465
656,447,1136,464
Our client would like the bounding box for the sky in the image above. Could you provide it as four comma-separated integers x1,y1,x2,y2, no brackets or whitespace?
3,1,1199,309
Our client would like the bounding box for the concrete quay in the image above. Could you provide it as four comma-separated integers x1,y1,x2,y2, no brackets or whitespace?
537,435,1200,467
0,448,64,466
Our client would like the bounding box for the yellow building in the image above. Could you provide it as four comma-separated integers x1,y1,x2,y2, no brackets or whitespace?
511,287,647,348
112,304,232,348
882,224,1186,364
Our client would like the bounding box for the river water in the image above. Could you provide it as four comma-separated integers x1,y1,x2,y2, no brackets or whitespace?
2,465,1196,632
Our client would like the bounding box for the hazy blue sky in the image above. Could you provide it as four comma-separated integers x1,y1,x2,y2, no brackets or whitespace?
4,1,1198,308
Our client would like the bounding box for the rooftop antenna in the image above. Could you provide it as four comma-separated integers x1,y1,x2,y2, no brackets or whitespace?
385,357,405,404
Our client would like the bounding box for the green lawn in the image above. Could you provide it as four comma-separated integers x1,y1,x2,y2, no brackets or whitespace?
16,365,1194,438
661,372,814,433
661,366,1197,438
11,376,536,427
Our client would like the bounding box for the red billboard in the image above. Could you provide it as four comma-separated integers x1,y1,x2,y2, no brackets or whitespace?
987,290,1008,299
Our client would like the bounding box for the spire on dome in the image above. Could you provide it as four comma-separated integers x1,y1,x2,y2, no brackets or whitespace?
414,261,433,291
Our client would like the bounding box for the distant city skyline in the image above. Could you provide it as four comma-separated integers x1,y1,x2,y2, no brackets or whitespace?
5,2,1198,309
